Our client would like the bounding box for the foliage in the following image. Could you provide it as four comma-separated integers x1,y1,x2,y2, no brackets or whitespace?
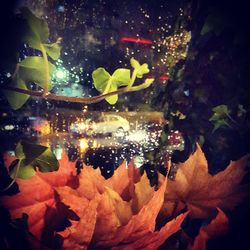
0,146,248,249
0,151,187,248
0,141,59,191
188,209,228,250
151,0,250,172
92,58,150,105
161,145,249,219
2,7,61,110
12,141,59,178
0,7,153,189
1,8,153,109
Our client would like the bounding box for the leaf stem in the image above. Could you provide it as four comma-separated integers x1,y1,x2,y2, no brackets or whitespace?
0,160,21,192
40,44,49,96
226,114,239,126
128,69,138,88
1,78,154,104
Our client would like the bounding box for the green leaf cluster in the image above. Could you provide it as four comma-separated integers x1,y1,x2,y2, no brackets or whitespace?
92,57,150,104
130,57,149,78
209,105,231,132
10,141,59,179
3,7,61,110
92,68,130,104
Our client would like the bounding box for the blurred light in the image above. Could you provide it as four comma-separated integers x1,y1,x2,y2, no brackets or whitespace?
159,75,169,81
53,145,63,160
127,130,148,143
120,37,152,45
79,138,89,153
53,66,70,86
4,125,15,130
56,69,67,79
57,5,65,12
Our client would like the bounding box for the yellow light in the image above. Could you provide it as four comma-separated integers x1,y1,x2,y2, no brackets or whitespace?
79,138,89,153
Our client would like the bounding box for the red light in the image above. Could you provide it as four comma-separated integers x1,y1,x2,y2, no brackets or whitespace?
159,75,169,81
120,37,152,45
146,75,169,81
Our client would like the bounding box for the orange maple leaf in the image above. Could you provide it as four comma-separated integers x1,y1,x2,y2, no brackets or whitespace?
0,150,75,239
1,152,188,249
188,208,229,250
56,162,188,249
162,145,249,219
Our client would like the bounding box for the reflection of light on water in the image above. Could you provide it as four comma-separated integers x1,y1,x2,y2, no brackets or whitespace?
90,139,98,148
133,154,145,168
79,138,89,153
32,118,51,135
127,130,148,143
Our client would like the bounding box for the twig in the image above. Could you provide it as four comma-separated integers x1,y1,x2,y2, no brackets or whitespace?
1,79,154,104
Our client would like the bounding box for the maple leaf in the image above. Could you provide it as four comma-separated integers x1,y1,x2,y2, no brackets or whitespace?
0,150,76,239
1,152,188,249
55,161,188,249
162,144,249,219
188,208,229,250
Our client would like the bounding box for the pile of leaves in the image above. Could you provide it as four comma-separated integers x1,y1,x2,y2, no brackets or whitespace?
0,145,249,249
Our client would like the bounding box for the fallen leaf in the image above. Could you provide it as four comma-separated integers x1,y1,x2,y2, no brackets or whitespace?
0,150,75,239
163,144,249,218
188,208,229,250
112,211,188,250
1,152,189,249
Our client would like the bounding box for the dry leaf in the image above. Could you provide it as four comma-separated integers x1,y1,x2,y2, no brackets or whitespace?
188,208,229,250
1,153,188,249
0,151,75,239
163,144,249,218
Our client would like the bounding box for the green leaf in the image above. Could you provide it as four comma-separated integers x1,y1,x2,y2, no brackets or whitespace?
212,119,230,133
112,68,130,87
130,57,140,68
209,105,229,122
12,161,36,179
33,148,59,172
105,85,118,105
43,42,61,60
200,11,227,36
130,57,149,78
16,141,47,163
13,141,59,178
92,67,130,105
3,77,30,110
19,56,56,90
15,142,25,159
209,105,231,132
92,68,111,93
20,7,49,49
137,63,149,78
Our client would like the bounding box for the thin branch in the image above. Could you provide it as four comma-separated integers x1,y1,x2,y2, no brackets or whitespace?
1,79,154,104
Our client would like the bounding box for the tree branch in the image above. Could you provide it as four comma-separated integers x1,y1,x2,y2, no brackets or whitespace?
1,79,154,104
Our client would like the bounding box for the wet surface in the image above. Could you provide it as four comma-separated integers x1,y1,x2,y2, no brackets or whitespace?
0,111,164,176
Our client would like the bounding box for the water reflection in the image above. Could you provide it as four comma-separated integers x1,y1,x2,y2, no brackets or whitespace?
1,111,164,178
